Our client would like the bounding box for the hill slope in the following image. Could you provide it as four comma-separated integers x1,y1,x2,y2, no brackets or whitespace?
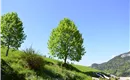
91,51,130,77
1,47,103,80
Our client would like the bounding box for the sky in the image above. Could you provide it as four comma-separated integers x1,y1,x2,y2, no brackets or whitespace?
1,0,129,66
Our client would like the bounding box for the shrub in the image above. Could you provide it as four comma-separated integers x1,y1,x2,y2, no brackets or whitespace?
21,47,45,71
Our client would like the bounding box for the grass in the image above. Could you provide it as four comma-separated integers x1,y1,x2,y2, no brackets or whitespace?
1,47,105,80
72,64,100,72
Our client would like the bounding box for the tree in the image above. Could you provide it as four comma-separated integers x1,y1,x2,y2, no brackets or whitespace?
48,18,85,64
1,12,26,56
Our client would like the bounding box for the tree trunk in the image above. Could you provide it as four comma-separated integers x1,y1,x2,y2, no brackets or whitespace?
6,45,10,56
64,54,67,64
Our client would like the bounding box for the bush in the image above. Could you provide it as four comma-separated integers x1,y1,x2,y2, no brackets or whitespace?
21,47,45,71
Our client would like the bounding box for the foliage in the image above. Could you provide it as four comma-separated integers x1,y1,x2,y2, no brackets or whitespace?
21,47,45,70
1,47,100,80
48,18,85,64
1,12,26,56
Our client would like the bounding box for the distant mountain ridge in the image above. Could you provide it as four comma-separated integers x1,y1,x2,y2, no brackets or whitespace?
91,51,130,77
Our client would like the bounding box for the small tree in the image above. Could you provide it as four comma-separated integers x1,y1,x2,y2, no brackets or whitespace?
48,18,85,64
1,12,26,56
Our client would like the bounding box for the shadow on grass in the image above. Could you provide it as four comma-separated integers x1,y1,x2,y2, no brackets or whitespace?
44,60,54,65
31,60,109,79
33,66,64,80
1,59,25,80
31,61,63,79
58,62,81,72
43,68,63,79
57,62,109,78
33,60,64,79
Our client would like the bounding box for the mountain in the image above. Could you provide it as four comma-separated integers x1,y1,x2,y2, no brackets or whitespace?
91,51,130,77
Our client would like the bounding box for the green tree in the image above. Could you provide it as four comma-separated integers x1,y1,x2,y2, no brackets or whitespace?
48,18,85,64
1,12,26,56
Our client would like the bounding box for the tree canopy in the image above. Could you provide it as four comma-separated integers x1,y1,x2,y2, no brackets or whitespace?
48,18,85,64
1,12,26,56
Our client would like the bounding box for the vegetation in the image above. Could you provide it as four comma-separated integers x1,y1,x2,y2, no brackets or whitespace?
48,18,85,64
21,47,45,71
1,12,122,80
91,51,130,77
1,12,26,56
1,47,102,80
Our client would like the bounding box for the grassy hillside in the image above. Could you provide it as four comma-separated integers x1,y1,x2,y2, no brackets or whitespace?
1,47,102,80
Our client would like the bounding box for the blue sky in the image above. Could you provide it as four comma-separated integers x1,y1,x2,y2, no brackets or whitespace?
2,0,129,66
